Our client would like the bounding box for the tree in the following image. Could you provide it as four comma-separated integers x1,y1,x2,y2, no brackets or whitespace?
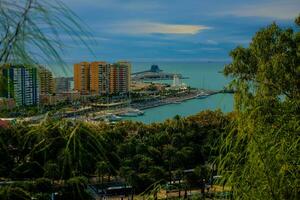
220,15,300,200
162,144,177,183
95,161,109,185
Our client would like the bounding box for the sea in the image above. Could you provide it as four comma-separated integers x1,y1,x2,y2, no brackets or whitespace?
52,62,234,124
126,62,234,123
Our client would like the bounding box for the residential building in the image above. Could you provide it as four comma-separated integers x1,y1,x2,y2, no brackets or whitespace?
73,61,131,95
90,61,110,95
74,62,90,94
38,66,54,95
54,77,72,93
40,91,80,105
0,64,39,106
109,61,131,94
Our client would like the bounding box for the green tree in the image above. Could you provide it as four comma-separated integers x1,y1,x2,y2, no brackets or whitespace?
95,161,109,185
162,144,177,183
220,15,300,200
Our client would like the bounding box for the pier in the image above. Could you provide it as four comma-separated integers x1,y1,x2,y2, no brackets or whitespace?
131,89,228,110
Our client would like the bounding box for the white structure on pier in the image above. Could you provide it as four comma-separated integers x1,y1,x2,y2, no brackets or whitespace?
171,74,187,90
172,74,181,87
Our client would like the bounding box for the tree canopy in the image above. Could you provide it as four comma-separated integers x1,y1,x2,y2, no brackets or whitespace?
220,15,300,200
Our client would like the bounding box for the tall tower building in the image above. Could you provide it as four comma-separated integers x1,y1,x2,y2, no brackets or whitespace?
109,61,131,94
74,62,90,94
90,61,110,95
0,65,39,106
38,66,54,95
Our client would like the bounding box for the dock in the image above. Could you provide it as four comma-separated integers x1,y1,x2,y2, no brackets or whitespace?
131,89,223,110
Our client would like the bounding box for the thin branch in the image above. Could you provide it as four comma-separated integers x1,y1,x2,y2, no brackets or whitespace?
0,0,33,63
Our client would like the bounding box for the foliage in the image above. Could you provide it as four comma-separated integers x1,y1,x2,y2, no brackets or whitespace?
60,176,93,200
0,110,228,197
34,178,52,193
220,16,300,199
0,187,31,200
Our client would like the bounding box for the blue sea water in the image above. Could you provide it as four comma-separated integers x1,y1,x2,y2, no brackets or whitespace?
124,62,234,124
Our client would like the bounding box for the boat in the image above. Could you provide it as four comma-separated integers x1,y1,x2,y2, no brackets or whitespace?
104,114,122,122
197,94,209,99
131,65,186,81
197,91,210,99
119,109,144,117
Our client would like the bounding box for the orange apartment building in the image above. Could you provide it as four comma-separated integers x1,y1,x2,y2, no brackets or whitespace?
109,61,131,94
74,61,131,95
74,62,90,94
90,61,110,95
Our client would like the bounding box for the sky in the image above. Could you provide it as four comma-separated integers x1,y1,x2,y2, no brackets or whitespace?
61,0,300,63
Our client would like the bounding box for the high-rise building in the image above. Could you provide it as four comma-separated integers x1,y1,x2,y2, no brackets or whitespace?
90,61,110,95
54,77,72,93
74,62,90,94
38,66,54,95
73,61,131,95
0,65,39,106
109,61,131,94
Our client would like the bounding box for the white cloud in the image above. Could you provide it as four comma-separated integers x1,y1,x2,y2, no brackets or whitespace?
108,21,211,35
220,0,300,20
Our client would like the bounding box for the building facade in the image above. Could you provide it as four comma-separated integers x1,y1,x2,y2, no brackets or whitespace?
38,66,54,95
40,91,80,105
90,61,110,95
74,61,131,95
74,62,90,94
109,61,131,94
0,65,39,106
54,77,72,93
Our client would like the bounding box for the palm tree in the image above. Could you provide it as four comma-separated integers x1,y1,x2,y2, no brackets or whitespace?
95,161,109,185
162,144,177,183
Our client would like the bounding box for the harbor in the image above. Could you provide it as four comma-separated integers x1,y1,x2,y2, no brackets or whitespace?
6,88,227,124
61,88,228,123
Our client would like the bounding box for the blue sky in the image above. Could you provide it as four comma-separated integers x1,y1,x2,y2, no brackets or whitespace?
61,0,300,63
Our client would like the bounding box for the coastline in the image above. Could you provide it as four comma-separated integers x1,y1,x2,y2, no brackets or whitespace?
0,88,232,124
